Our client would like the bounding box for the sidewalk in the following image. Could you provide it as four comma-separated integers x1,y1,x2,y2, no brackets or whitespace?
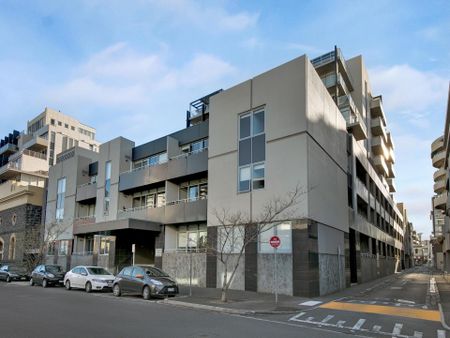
434,272,450,329
160,270,411,315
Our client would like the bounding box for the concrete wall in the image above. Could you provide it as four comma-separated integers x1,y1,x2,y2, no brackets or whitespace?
257,253,293,295
216,254,245,291
162,252,206,287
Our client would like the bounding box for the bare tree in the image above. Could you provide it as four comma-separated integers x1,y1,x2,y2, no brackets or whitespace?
210,186,304,302
22,221,71,273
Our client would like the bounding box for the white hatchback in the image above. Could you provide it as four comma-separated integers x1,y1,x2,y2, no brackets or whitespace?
64,266,115,293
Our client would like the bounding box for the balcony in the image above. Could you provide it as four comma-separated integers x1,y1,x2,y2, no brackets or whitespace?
119,160,168,192
117,197,207,224
370,96,387,122
434,193,447,210
0,181,44,201
386,132,395,150
371,136,388,156
0,143,18,156
73,216,96,227
432,151,445,169
320,72,350,96
434,180,446,194
22,135,48,152
373,155,389,177
356,178,369,201
167,148,208,180
371,117,388,141
76,182,97,203
388,148,395,164
311,48,354,92
387,162,395,178
432,136,444,154
434,168,447,182
386,178,396,193
338,95,367,141
0,149,47,180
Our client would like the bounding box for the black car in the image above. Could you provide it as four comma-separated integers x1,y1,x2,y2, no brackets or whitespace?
112,266,178,300
30,265,65,287
0,265,29,282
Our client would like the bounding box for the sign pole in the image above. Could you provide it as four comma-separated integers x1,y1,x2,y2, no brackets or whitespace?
275,247,278,305
132,243,135,266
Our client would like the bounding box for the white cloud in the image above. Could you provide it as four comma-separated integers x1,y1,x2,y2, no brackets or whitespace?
148,0,259,32
46,43,235,107
285,43,322,54
241,37,264,49
370,64,448,126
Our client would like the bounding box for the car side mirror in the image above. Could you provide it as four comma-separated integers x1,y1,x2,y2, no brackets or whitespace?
135,274,144,279
81,272,87,276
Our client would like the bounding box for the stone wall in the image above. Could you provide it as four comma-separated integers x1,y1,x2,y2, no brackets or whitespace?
257,253,293,295
319,253,345,295
163,252,206,287
216,254,245,291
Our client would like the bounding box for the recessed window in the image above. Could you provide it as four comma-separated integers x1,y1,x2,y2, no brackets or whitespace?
11,213,17,225
50,119,55,125
58,121,62,126
259,222,292,253
238,108,265,192
100,238,110,255
56,178,66,221
71,126,75,131
64,123,69,129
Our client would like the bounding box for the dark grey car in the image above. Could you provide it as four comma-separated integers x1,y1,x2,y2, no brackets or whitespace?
30,265,65,287
112,266,178,300
0,265,29,282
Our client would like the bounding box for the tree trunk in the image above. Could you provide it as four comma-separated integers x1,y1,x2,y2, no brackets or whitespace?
221,265,228,302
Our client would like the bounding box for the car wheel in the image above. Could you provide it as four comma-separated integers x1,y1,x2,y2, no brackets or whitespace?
142,286,151,300
42,279,48,288
113,284,121,297
29,278,34,286
65,280,71,290
6,276,11,283
85,282,92,293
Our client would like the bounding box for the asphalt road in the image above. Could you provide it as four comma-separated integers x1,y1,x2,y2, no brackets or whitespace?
0,282,351,338
252,266,446,337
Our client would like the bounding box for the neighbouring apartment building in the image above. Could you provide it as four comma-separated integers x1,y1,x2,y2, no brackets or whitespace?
431,85,450,271
0,109,99,267
45,47,408,296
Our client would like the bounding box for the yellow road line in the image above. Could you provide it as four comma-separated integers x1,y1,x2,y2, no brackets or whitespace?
320,301,440,322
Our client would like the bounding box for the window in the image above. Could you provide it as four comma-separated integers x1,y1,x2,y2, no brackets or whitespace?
0,237,3,260
177,224,207,252
50,119,55,125
132,267,145,278
64,123,69,129
47,241,56,255
132,152,168,170
56,178,66,221
181,139,208,154
131,187,165,209
218,226,244,254
59,240,69,255
9,235,16,260
100,238,110,255
62,136,68,151
122,266,133,277
259,222,292,254
58,121,62,126
104,161,111,215
238,108,265,192
49,131,56,165
179,179,207,201
71,126,75,131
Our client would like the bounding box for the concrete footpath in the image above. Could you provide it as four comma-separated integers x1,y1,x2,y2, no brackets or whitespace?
161,269,412,315
435,271,450,330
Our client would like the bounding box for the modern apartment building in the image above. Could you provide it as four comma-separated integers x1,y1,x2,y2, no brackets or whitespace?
432,85,450,271
45,47,407,296
0,109,100,266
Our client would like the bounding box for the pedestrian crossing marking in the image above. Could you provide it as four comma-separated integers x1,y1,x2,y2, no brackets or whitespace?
392,323,403,335
437,330,446,338
320,315,334,323
413,331,423,338
336,320,345,328
320,301,441,322
352,318,366,330
372,325,381,332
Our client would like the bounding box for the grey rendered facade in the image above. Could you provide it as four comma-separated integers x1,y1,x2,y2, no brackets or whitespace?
46,47,408,296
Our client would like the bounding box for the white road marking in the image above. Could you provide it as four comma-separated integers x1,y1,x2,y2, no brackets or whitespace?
336,320,345,328
306,317,314,322
299,300,322,306
321,315,334,323
413,331,423,338
392,323,403,335
288,312,305,321
390,287,402,290
438,329,446,338
352,319,366,330
373,325,381,332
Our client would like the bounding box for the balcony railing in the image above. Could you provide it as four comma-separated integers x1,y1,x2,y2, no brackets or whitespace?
0,143,18,155
9,148,46,161
170,147,208,161
119,195,208,214
166,195,207,206
121,157,168,175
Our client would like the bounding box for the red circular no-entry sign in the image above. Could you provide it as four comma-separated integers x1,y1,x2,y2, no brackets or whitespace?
269,236,281,248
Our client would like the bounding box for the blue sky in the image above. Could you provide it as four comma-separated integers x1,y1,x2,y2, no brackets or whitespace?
0,0,449,236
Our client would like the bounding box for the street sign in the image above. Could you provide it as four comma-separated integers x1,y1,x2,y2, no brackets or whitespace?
132,244,136,253
270,236,281,248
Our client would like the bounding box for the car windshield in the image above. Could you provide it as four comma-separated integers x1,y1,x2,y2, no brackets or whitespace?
46,265,62,273
9,266,25,273
87,267,112,275
145,267,169,277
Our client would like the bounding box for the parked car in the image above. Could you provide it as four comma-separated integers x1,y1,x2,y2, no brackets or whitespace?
29,265,65,287
64,266,114,293
0,265,30,282
112,265,178,300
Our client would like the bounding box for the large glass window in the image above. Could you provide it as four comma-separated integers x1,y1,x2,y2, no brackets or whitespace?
59,240,69,255
177,224,207,252
131,187,165,209
104,161,111,215
100,238,110,255
259,222,292,254
56,177,66,221
238,108,265,192
179,179,207,201
132,152,168,170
